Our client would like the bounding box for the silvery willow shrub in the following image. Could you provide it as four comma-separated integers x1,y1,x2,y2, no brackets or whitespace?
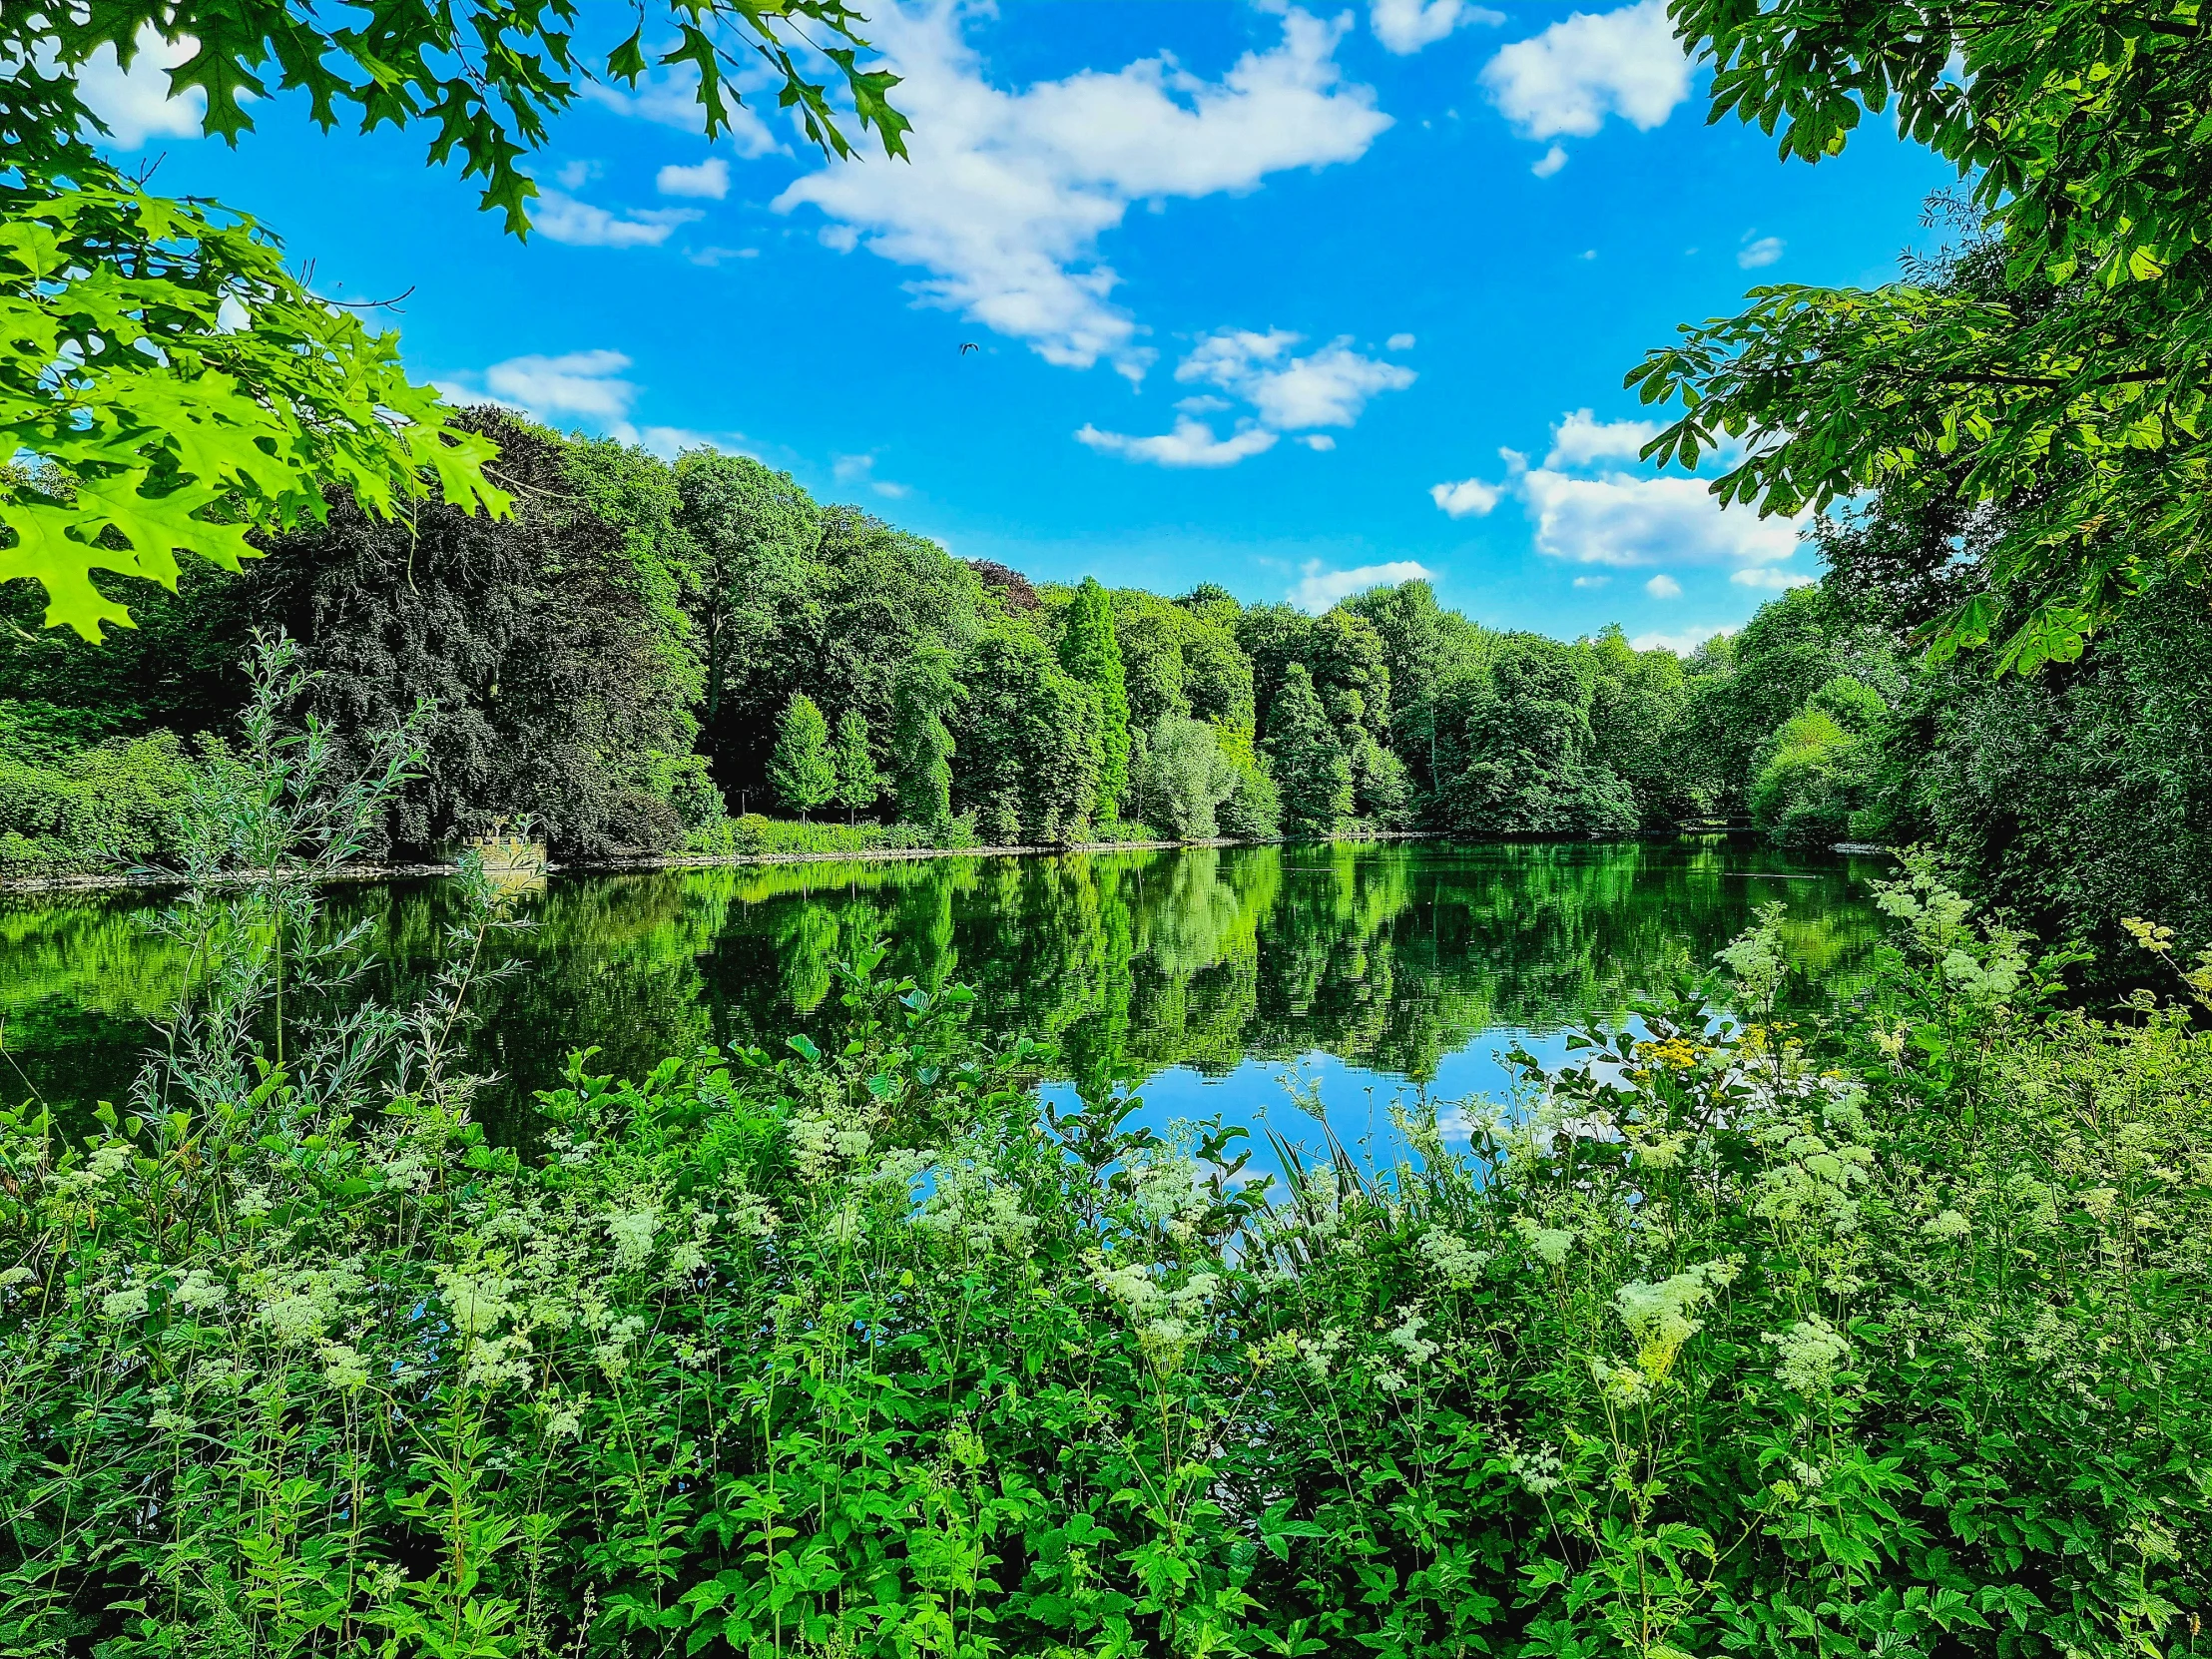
3,830,2209,1656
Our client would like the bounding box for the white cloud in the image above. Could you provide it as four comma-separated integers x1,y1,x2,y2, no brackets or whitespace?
775,6,1388,376
1737,234,1785,270
832,452,913,499
1076,418,1279,468
556,159,601,190
1531,143,1568,177
1175,393,1232,414
1522,467,1803,568
1293,559,1433,613
1730,564,1817,590
1631,625,1738,656
626,425,730,460
687,246,759,267
76,27,206,148
457,349,638,420
1572,575,1610,588
1480,0,1690,141
1386,332,1416,350
1370,0,1503,54
1176,329,1414,428
436,350,744,458
1545,408,1661,467
580,64,782,157
657,157,731,199
1429,477,1501,518
1644,573,1681,598
532,190,702,248
1298,433,1337,451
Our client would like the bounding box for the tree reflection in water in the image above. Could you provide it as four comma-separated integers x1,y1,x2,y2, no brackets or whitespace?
0,840,1886,1141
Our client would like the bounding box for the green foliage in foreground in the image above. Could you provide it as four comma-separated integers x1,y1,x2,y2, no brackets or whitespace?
2,676,2207,1658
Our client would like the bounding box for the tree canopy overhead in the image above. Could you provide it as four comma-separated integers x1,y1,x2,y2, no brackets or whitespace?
1,1,907,641
1635,0,2212,673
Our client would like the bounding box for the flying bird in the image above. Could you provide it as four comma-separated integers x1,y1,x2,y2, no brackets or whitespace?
959,342,979,354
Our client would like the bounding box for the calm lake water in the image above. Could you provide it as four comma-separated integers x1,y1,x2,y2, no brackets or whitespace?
0,839,1890,1152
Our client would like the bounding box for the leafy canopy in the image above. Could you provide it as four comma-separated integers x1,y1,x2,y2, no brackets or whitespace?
1633,0,2212,673
2,2,907,641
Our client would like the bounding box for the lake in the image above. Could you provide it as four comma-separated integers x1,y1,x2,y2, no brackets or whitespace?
0,838,1890,1153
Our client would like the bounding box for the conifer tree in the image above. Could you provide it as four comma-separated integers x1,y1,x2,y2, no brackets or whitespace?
890,647,961,828
1265,664,1352,835
833,708,879,826
770,694,835,820
1058,577,1130,825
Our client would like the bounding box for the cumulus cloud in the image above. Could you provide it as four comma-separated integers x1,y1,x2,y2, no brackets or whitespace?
1076,418,1280,468
580,64,782,157
461,349,639,420
1370,0,1503,54
1572,575,1610,588
1386,332,1416,350
1480,0,1690,142
1737,233,1785,269
1631,626,1738,657
1545,408,1661,467
1430,478,1501,518
1293,559,1434,613
1087,328,1413,468
1430,406,1806,570
832,452,913,499
1531,143,1568,177
1644,573,1681,597
532,191,702,248
435,349,740,459
1731,564,1817,589
76,27,207,148
1177,329,1415,429
1522,468,1801,568
657,157,731,199
776,6,1388,377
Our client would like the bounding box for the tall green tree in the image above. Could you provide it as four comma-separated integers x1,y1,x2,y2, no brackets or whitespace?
1635,0,2212,672
833,708,879,825
1265,665,1352,836
1058,578,1131,826
1435,638,1637,835
890,646,961,829
3,4,905,641
253,409,704,856
956,628,1102,843
770,694,835,821
673,452,821,780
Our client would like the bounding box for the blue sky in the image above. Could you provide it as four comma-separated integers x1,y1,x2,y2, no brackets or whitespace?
82,1,1950,650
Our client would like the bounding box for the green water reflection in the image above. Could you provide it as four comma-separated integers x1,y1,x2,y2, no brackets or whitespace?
0,840,1887,1130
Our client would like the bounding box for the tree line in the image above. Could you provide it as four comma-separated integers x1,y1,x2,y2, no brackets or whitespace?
8,387,2212,970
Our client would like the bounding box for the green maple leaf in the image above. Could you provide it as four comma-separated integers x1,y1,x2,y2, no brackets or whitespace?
0,501,139,640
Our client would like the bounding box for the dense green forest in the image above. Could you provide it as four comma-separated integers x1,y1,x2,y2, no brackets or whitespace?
10,394,2212,970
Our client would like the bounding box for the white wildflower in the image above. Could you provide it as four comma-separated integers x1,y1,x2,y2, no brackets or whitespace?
102,1285,150,1321
1417,1229,1491,1288
1922,1209,1970,1239
1613,1259,1737,1380
175,1269,228,1313
1765,1315,1851,1393
319,1343,370,1390
1386,1307,1440,1367
1296,1328,1347,1380
1513,1216,1577,1267
606,1210,660,1270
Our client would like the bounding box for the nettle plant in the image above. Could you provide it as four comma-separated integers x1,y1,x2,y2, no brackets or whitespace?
2,732,2208,1659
